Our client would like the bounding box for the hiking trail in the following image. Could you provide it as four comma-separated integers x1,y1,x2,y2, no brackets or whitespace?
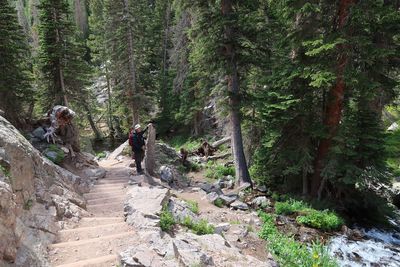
48,159,134,267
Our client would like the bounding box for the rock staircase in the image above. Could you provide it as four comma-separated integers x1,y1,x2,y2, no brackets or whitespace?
48,168,135,267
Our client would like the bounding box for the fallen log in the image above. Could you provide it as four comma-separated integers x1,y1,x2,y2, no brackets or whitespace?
211,136,231,148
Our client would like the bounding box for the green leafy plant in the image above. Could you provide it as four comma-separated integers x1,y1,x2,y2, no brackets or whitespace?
275,199,308,215
205,162,235,180
96,151,107,159
0,165,11,179
160,207,176,232
296,209,344,231
214,198,224,208
186,200,199,214
23,199,33,210
181,216,215,235
258,212,338,267
274,198,344,231
45,145,65,164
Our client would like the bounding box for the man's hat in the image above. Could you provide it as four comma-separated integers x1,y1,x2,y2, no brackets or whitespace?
134,124,141,130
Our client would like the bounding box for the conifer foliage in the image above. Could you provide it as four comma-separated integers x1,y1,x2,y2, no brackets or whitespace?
37,0,90,109
0,0,399,219
0,0,32,125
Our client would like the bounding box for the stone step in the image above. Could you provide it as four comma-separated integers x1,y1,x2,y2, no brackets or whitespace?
57,222,132,242
87,196,126,206
49,232,137,265
90,186,127,194
91,183,127,190
74,217,124,228
86,203,124,217
84,189,126,200
96,179,128,185
53,254,118,267
87,201,124,210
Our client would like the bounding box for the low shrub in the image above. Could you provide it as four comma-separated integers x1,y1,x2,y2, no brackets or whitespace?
258,212,338,267
167,135,203,151
205,163,235,180
23,199,33,210
275,199,308,215
192,219,215,235
186,200,199,214
96,151,107,159
160,208,176,232
274,199,345,231
296,209,344,231
45,144,65,164
181,216,215,235
214,198,224,208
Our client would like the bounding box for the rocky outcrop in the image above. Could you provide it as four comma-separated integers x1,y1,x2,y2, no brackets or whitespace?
121,182,270,267
0,116,89,266
124,185,170,229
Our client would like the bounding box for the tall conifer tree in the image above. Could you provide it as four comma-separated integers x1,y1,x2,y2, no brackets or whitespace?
0,0,32,125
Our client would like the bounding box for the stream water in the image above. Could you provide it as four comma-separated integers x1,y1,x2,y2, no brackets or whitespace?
328,226,400,266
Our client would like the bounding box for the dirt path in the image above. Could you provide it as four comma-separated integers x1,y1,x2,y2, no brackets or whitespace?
47,159,135,267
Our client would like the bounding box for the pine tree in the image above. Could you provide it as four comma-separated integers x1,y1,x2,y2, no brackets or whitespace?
252,0,399,206
0,0,32,125
184,0,270,186
37,0,91,110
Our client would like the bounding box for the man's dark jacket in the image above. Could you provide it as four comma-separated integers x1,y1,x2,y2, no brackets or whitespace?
131,129,147,152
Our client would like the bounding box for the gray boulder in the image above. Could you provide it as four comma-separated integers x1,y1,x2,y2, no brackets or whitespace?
206,192,221,204
220,194,238,205
32,127,46,140
251,196,271,208
44,150,60,163
256,185,268,193
160,165,173,184
173,237,214,266
167,197,199,223
120,244,166,267
214,223,231,235
124,185,170,229
200,183,223,195
230,200,249,210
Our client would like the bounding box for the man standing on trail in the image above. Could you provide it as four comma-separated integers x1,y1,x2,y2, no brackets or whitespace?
130,124,149,174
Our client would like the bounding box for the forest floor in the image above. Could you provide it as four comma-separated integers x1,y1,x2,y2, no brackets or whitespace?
46,156,271,267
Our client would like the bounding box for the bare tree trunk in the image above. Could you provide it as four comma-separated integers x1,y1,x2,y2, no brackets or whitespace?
221,0,252,187
54,8,69,107
122,0,139,125
83,103,102,140
311,0,356,197
105,65,115,138
59,67,69,107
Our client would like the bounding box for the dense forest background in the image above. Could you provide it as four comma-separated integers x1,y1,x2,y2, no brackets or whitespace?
1,0,400,222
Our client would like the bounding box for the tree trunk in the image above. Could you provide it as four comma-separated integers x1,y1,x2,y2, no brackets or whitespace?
83,103,102,140
221,0,252,187
59,66,69,107
122,0,139,125
53,8,69,107
105,65,115,138
311,0,356,197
